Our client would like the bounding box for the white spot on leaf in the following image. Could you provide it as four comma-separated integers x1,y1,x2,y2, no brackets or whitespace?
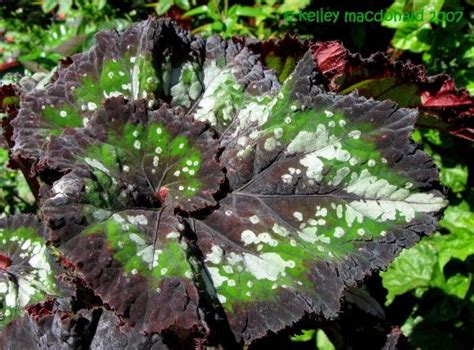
243,253,295,281
324,110,334,117
87,102,97,111
249,215,260,224
293,211,303,221
334,227,345,238
205,245,223,264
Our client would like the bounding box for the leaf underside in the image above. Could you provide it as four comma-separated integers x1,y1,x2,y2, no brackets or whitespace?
5,18,448,346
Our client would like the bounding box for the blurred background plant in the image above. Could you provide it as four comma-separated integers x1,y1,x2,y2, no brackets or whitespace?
0,0,472,348
182,0,309,38
0,147,36,217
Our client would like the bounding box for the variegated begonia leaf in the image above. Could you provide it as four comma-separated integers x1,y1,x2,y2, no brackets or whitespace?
42,96,224,212
11,18,280,168
42,182,205,337
189,53,446,342
191,35,280,134
0,215,59,330
9,19,448,346
39,98,224,337
11,18,205,163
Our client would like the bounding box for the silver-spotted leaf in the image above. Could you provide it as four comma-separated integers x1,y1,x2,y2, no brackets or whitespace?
42,97,224,212
190,35,280,133
40,166,206,336
11,18,205,164
11,18,281,169
189,53,447,342
0,215,59,330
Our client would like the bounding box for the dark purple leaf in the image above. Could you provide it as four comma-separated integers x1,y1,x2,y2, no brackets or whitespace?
41,96,224,212
41,172,207,338
1,302,167,349
188,53,445,342
11,18,204,164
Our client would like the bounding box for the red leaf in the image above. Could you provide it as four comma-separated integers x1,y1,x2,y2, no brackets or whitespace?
0,253,12,270
311,41,346,89
307,41,474,141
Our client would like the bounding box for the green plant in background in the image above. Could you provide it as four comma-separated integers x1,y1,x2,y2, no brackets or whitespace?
381,129,474,349
291,329,336,349
1,0,311,75
183,0,309,38
0,148,36,215
0,0,134,74
149,0,193,15
382,0,473,93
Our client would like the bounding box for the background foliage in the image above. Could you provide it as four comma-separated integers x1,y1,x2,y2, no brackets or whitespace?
1,0,473,348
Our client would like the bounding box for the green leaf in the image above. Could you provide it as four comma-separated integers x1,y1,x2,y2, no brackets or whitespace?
381,239,438,304
382,0,445,29
277,0,311,14
175,0,190,10
316,329,336,350
442,274,472,299
232,5,268,18
57,0,72,14
383,201,474,305
463,47,474,59
391,24,433,52
437,205,474,269
155,0,173,15
438,163,468,194
92,0,107,10
290,329,315,342
0,148,35,215
41,0,59,13
183,5,215,18
382,0,445,53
